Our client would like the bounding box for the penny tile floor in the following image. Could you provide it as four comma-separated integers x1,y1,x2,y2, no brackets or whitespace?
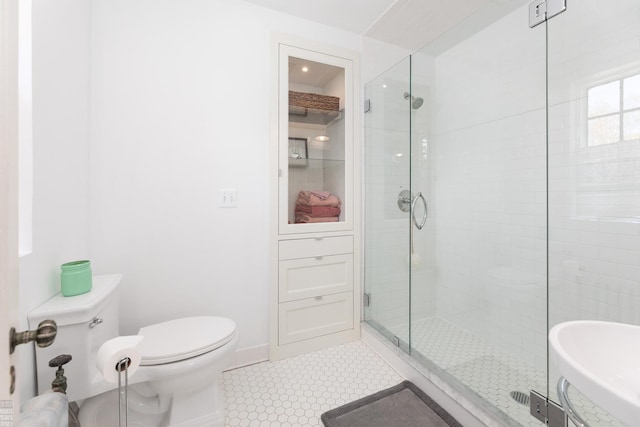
220,340,403,427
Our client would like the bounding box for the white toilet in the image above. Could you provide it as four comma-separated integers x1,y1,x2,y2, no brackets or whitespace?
29,274,239,427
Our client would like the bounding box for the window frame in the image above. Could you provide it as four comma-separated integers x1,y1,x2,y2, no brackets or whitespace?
586,73,640,147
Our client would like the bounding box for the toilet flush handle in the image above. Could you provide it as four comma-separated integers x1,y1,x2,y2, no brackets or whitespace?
89,317,103,329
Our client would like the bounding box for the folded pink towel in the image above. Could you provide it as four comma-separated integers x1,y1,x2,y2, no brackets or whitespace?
295,205,341,217
311,190,331,200
295,215,339,223
297,191,341,207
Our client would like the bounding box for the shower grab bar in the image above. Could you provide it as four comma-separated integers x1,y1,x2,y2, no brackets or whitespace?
557,377,590,427
411,192,428,230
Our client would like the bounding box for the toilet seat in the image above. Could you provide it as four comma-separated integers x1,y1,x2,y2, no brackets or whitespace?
137,316,237,366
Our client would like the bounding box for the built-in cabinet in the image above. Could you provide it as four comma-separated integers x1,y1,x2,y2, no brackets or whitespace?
270,36,360,360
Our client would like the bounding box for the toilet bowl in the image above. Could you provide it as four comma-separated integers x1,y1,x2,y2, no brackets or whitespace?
29,274,238,427
81,317,238,427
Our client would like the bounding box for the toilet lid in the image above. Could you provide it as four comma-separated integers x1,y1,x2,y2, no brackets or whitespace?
137,316,236,366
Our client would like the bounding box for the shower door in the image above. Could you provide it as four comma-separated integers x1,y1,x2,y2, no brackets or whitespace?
363,57,412,349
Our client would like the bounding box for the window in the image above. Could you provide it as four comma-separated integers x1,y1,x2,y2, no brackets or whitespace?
587,74,640,146
574,73,640,220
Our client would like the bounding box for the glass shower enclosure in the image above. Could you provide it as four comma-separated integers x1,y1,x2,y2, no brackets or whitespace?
364,1,640,426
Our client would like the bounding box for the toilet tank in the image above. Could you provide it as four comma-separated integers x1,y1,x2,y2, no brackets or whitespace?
28,274,122,403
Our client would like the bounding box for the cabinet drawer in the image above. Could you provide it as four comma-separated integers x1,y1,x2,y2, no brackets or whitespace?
279,254,352,302
279,236,353,260
278,292,353,345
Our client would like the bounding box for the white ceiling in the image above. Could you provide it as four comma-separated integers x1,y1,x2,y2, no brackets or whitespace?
289,57,343,88
243,0,530,52
365,0,492,51
242,0,397,35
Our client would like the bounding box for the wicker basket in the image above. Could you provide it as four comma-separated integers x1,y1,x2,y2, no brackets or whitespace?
289,91,339,111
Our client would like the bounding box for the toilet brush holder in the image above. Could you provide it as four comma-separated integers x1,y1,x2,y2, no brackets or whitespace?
60,260,92,297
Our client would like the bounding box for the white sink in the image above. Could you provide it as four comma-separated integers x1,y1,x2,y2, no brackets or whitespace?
549,320,640,426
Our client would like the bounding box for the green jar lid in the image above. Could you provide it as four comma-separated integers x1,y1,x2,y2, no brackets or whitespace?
61,260,91,270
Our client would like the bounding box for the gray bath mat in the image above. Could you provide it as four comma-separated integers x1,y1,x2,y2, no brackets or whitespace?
321,381,462,427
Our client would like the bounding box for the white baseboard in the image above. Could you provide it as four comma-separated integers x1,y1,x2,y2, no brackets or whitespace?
225,343,269,371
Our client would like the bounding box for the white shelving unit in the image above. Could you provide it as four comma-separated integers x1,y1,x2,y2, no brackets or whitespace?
269,35,361,360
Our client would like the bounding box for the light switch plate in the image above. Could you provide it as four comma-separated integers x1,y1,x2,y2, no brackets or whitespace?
219,189,237,207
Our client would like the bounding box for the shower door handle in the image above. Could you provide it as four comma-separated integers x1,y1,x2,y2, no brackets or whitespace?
411,192,428,230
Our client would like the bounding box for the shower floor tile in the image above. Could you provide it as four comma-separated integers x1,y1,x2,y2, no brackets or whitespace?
386,317,544,426
387,317,623,427
220,340,404,427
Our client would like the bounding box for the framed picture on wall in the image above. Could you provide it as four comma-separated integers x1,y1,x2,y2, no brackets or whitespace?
288,137,308,160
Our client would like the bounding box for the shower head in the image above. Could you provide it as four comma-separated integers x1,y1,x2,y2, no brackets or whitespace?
403,92,424,109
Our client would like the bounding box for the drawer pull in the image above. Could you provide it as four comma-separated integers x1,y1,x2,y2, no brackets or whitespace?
279,236,353,260
315,296,323,300
315,256,323,260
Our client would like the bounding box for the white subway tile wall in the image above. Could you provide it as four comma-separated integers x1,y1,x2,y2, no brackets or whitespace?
428,3,547,371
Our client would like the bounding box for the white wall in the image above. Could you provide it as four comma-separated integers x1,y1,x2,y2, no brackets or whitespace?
18,0,91,401
88,0,361,360
361,37,411,86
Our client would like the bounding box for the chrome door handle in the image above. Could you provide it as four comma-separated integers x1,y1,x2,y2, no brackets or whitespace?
411,192,428,230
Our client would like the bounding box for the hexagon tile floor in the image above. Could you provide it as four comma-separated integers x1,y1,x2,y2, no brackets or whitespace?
219,340,404,427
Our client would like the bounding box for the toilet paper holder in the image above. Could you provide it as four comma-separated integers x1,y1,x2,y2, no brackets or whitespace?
116,356,132,427
96,335,143,427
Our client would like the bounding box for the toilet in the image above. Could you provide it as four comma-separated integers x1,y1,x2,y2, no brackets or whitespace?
28,274,239,427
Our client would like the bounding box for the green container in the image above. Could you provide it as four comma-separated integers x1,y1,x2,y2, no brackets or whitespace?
60,260,92,297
